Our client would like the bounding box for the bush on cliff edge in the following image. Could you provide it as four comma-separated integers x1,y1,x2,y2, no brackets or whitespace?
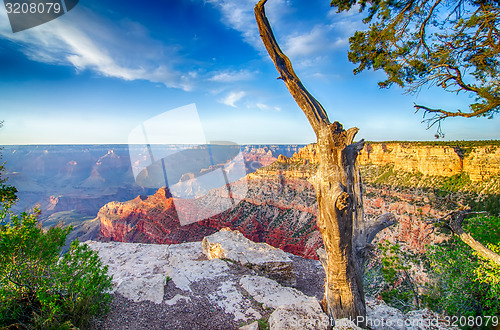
0,206,113,328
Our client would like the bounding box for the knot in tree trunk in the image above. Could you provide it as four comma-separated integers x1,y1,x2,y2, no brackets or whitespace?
336,191,351,212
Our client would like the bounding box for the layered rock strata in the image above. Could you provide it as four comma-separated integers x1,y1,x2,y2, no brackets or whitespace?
294,142,500,181
96,142,500,259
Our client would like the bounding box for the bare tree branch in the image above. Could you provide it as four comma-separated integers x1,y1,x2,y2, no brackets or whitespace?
365,213,397,245
254,0,330,136
431,210,500,266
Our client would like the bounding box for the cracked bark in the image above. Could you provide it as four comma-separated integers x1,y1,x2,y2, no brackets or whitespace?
255,0,396,325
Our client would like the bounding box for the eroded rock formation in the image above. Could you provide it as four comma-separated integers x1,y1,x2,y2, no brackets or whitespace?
96,142,499,261
359,142,500,181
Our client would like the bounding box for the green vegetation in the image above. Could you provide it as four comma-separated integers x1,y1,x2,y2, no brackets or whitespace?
361,164,500,214
439,173,473,193
330,0,500,136
377,241,420,313
424,216,500,321
0,210,113,329
0,152,113,329
372,216,500,327
469,195,500,217
365,140,500,148
257,317,269,330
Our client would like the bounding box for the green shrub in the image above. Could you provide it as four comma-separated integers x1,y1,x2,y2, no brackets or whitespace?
424,216,500,322
0,208,113,329
377,240,421,312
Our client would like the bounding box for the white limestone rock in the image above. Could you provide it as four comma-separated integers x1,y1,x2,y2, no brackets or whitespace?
86,241,170,304
240,275,327,330
365,299,459,330
208,280,262,322
165,258,229,292
202,228,296,286
333,318,363,329
240,321,259,330
164,294,191,306
268,301,330,330
240,275,311,309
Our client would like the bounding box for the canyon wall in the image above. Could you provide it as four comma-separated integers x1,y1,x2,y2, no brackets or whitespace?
291,142,500,182
86,141,500,260
98,141,492,258
98,177,323,259
360,142,500,181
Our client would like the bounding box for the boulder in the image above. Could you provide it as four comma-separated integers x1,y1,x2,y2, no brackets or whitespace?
240,275,328,330
366,299,406,330
202,228,296,286
333,319,363,329
364,299,457,330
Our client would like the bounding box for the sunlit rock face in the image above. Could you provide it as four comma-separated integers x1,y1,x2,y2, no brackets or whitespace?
96,176,322,259
463,145,500,181
358,142,500,181
96,142,500,260
202,228,296,286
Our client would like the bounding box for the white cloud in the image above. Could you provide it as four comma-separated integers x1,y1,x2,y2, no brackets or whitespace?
0,6,194,91
204,0,260,48
204,0,289,50
220,91,246,107
209,69,254,82
205,0,353,63
284,25,347,58
256,103,268,110
256,103,280,111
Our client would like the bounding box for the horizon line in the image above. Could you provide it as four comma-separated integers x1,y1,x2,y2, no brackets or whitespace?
1,139,500,146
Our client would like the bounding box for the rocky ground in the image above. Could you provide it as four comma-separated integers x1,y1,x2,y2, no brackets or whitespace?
88,229,456,330
89,254,324,330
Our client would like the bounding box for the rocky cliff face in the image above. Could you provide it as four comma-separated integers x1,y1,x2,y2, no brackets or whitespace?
294,142,500,182
463,145,500,181
98,177,322,259
98,187,218,244
359,143,464,177
358,142,500,182
88,230,454,330
96,141,498,260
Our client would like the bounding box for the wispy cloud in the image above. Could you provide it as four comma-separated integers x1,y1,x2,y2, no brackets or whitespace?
220,91,246,107
205,0,355,66
0,6,194,91
208,69,255,82
283,25,347,58
204,0,289,50
256,103,280,111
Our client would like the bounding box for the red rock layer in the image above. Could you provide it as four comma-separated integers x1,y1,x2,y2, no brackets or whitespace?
98,177,323,259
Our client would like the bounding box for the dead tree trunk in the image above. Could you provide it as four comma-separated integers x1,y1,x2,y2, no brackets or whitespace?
255,0,396,324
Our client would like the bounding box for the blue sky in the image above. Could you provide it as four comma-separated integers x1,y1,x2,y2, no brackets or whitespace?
0,0,498,145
